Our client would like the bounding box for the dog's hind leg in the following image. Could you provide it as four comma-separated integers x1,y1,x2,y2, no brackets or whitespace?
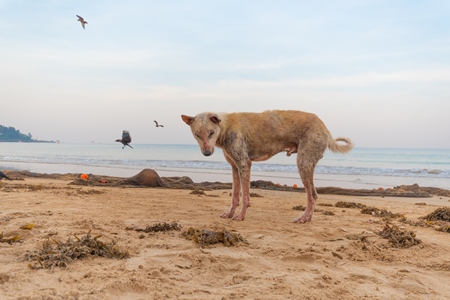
293,139,326,223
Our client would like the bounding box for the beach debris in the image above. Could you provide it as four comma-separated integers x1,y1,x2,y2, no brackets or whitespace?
125,222,182,233
292,205,305,210
420,207,450,222
80,173,89,180
322,211,335,216
0,232,23,244
360,206,404,219
25,231,129,270
317,203,333,207
190,189,206,196
115,130,133,149
292,204,325,212
76,188,104,195
124,169,166,187
377,224,422,248
20,223,35,230
181,227,247,247
399,216,450,233
249,192,263,197
154,120,164,127
76,15,88,29
335,201,367,209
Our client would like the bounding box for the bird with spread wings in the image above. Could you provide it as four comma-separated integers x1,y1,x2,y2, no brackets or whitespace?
76,15,88,29
0,171,12,181
115,130,133,149
154,120,164,127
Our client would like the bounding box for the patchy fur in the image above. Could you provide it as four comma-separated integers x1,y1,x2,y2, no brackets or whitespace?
181,110,353,222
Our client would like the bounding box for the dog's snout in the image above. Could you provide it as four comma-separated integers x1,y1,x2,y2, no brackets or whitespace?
202,149,212,156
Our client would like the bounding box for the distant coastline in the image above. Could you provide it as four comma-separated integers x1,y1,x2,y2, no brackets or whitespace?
0,124,55,143
0,140,55,143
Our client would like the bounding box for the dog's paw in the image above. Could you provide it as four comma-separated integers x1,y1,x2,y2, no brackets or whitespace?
293,215,312,223
232,214,245,221
220,212,233,218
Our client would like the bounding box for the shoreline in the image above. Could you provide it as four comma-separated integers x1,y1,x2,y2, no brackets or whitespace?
1,160,450,190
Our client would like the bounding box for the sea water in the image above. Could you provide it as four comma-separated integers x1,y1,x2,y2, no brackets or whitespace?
0,142,449,189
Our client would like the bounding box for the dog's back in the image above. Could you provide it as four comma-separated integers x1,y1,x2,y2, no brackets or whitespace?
216,110,338,159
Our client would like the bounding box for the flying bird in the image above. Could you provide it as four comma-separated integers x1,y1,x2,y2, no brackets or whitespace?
115,130,133,149
76,15,88,29
0,171,12,181
154,120,164,128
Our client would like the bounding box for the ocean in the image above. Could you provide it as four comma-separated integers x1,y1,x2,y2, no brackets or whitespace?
0,142,449,190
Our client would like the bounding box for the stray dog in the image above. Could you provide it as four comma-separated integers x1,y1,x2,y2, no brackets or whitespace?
181,110,353,222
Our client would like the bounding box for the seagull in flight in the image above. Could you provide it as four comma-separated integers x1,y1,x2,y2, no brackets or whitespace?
76,15,88,29
154,120,164,128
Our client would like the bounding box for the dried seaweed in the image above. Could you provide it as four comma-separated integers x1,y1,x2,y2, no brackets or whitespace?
190,189,206,196
249,193,263,197
399,217,450,234
125,222,182,233
377,224,422,248
181,227,247,247
335,201,367,209
322,211,335,216
292,205,306,211
361,206,403,219
20,223,35,230
0,232,23,244
76,189,104,195
420,207,450,222
317,203,333,207
25,231,129,270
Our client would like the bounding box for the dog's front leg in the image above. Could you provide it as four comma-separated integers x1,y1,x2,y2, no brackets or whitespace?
221,164,241,218
232,162,251,221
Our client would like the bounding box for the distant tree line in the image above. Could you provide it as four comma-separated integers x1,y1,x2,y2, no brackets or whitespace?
0,125,51,142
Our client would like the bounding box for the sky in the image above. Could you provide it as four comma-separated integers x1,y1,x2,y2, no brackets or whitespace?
1,0,449,148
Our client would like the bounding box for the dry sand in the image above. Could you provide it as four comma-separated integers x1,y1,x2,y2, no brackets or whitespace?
1,175,450,300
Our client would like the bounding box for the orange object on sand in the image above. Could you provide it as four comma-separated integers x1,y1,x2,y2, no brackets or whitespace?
80,173,89,180
293,184,298,188
100,179,107,184
378,187,384,191
276,183,281,186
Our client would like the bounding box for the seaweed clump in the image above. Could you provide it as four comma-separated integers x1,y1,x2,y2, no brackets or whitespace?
377,224,422,248
335,201,367,209
0,232,23,244
126,222,182,233
25,231,129,270
361,206,403,219
181,227,247,247
420,207,450,222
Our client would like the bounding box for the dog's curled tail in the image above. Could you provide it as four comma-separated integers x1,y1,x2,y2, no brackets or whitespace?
328,136,354,154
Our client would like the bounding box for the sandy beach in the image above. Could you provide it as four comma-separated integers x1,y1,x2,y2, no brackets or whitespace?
1,170,450,300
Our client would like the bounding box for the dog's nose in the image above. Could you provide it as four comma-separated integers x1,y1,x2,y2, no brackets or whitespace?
203,149,212,156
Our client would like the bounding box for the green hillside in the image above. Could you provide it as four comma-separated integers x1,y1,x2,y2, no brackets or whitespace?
0,125,51,142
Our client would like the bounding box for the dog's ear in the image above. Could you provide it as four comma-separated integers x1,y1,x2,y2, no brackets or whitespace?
209,114,221,124
181,115,195,125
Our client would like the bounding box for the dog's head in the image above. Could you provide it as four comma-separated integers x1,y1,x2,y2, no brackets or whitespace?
181,113,222,156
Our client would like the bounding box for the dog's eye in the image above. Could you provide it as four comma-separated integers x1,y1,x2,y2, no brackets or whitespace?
208,131,214,138
194,132,201,139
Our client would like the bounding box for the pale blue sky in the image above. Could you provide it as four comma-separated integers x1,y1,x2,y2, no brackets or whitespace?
1,0,449,148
